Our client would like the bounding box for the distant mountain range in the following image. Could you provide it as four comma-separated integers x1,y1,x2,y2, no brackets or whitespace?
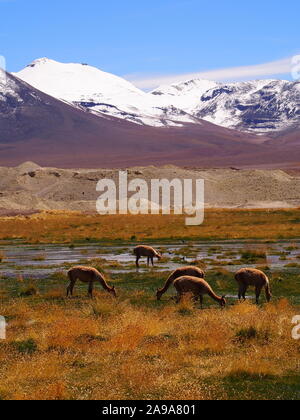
0,58,299,168
16,58,300,134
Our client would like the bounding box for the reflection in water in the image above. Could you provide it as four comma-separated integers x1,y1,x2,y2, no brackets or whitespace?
0,241,299,280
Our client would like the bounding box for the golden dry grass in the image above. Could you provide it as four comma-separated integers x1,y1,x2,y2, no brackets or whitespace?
0,209,299,243
0,294,299,400
0,210,299,400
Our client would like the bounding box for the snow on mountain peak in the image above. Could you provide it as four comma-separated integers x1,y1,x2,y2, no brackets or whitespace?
0,70,20,99
152,78,219,96
194,78,300,133
15,58,199,127
14,58,300,133
27,57,56,66
151,78,220,112
17,58,143,103
0,68,6,87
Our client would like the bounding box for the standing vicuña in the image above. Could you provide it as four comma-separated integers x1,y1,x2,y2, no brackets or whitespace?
173,276,226,308
134,245,162,268
67,266,116,298
235,268,272,304
156,266,205,300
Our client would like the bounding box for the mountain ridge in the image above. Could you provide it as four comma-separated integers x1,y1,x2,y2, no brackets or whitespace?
1,61,300,169
1,70,278,168
15,57,300,135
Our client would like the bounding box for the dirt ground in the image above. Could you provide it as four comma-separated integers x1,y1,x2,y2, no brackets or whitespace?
1,162,300,213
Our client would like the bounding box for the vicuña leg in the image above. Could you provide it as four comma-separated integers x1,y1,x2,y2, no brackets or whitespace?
176,293,182,304
136,256,140,268
88,281,94,298
255,286,262,305
67,274,76,297
238,284,247,301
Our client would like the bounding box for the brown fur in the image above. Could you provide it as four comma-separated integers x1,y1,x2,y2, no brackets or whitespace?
134,245,162,268
156,266,205,300
235,268,272,304
173,276,226,308
67,266,116,298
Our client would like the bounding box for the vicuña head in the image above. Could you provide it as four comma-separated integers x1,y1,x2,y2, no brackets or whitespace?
220,296,227,308
265,287,272,302
156,288,164,301
109,285,117,298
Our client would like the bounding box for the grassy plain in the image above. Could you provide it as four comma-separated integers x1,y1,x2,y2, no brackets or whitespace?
0,265,299,400
0,208,299,244
0,209,299,400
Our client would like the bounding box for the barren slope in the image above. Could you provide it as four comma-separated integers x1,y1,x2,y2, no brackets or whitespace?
0,163,299,212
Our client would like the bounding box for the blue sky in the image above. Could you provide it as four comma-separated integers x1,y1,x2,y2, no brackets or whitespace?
1,0,300,89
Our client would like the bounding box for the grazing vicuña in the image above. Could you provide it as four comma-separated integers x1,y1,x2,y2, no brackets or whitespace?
67,266,116,298
134,245,162,268
173,275,226,308
235,268,272,304
156,266,205,300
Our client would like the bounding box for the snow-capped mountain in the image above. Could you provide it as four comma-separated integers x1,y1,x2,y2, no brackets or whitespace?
152,79,300,134
2,69,271,168
0,67,22,104
0,69,96,143
14,58,300,135
195,80,300,133
15,58,200,127
151,79,220,110
2,66,300,169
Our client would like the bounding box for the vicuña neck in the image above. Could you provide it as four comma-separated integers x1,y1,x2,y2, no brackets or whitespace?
208,290,222,303
161,273,175,293
97,273,111,291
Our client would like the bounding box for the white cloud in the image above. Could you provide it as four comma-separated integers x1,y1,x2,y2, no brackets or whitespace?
125,57,293,90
